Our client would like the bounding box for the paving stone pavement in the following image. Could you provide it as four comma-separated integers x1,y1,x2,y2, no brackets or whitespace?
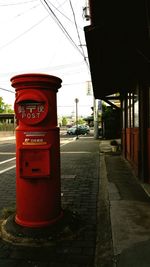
0,136,100,267
105,152,150,267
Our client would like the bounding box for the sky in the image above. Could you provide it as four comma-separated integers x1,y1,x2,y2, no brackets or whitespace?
0,0,93,117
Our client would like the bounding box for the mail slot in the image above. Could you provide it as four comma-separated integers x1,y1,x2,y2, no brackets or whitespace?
11,73,63,228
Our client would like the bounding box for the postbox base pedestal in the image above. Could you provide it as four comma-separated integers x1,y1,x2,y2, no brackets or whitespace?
15,211,63,228
1,210,82,247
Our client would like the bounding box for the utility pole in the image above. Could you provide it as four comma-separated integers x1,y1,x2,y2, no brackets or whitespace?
93,97,99,139
75,98,79,139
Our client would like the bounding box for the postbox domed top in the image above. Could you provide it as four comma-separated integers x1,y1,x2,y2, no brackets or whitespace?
10,73,62,91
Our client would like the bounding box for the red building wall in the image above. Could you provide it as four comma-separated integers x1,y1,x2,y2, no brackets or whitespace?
148,129,150,181
125,128,139,175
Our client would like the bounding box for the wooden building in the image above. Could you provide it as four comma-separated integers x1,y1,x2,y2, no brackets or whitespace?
84,0,150,182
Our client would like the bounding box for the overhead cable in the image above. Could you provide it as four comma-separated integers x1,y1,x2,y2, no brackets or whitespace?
1,3,40,24
40,0,86,58
0,0,37,6
0,61,86,77
0,87,14,93
0,15,48,51
46,0,72,23
69,0,89,68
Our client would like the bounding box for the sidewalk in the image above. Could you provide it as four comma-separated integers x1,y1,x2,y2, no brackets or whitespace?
0,131,15,142
0,136,100,267
1,136,150,266
100,140,150,267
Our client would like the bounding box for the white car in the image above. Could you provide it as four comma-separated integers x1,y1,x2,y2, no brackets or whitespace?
67,125,90,135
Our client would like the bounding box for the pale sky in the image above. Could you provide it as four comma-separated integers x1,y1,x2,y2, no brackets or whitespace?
0,0,93,117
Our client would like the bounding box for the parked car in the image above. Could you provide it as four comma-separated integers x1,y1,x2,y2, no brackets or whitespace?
67,125,90,135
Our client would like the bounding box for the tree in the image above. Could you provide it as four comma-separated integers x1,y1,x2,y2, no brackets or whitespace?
0,97,5,113
78,118,86,125
62,117,68,126
0,97,14,113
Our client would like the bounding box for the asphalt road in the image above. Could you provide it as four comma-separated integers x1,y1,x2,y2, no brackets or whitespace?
0,131,99,267
0,141,16,175
0,130,92,175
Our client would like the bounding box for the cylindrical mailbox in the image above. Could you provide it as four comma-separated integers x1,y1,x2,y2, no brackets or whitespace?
11,73,63,228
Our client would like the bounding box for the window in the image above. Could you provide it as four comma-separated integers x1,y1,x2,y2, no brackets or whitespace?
127,93,131,127
134,88,139,127
130,93,133,127
122,99,125,128
148,87,150,128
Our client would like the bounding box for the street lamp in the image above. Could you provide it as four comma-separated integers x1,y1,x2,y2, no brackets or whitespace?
75,98,79,139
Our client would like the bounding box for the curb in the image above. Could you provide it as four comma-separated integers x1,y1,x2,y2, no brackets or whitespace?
0,136,15,142
94,152,115,267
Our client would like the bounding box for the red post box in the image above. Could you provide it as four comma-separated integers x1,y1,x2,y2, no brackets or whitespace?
11,73,63,228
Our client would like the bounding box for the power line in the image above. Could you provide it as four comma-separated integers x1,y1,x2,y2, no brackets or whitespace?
46,0,72,23
11,3,40,21
1,3,40,27
40,0,86,59
63,81,86,86
0,0,89,71
0,0,37,6
0,60,86,77
47,0,83,30
0,87,15,93
58,105,91,107
69,0,89,68
0,15,48,51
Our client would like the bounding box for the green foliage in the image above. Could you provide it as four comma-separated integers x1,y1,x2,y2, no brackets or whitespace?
77,118,86,125
62,117,68,126
0,97,5,113
0,124,15,131
0,97,14,113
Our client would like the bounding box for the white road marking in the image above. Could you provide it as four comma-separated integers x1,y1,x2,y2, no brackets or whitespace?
60,138,76,147
0,157,16,165
0,165,16,174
